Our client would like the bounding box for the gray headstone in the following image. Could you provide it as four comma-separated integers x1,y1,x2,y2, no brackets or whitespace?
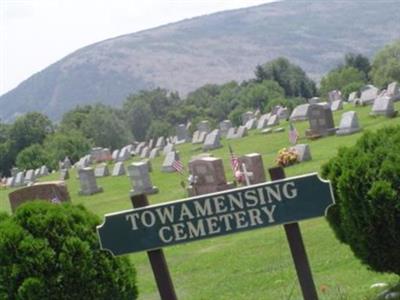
257,114,270,130
242,111,254,125
387,81,400,101
118,147,130,162
267,114,279,127
127,162,158,196
360,85,379,105
39,166,49,177
290,104,310,122
348,92,358,102
112,149,120,161
336,111,361,136
140,146,150,158
305,104,336,138
13,174,24,187
60,169,69,180
112,162,126,176
163,143,175,155
176,124,190,143
149,147,160,159
135,142,146,155
235,126,248,138
244,118,257,130
219,120,232,137
156,136,166,148
330,100,343,111
78,168,103,195
293,144,312,162
328,90,342,102
197,121,210,133
261,128,273,134
371,96,397,117
94,163,110,177
161,151,180,173
24,170,36,184
192,131,207,144
6,177,16,187
203,129,222,151
62,157,72,169
277,107,289,120
34,168,41,178
11,167,19,177
309,97,320,104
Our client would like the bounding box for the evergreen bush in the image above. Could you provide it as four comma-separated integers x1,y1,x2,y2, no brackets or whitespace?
321,126,400,275
0,201,138,299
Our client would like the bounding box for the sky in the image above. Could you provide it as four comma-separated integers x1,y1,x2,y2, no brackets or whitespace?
0,0,276,97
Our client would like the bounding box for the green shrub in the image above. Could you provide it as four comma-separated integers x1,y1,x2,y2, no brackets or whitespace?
0,202,138,299
321,126,400,275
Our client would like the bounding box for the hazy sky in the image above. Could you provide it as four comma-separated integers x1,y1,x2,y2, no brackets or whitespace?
0,0,276,96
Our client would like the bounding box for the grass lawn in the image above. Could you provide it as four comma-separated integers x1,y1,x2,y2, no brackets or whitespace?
1,102,400,299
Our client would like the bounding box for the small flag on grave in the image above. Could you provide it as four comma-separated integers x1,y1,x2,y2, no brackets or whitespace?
172,158,184,174
228,145,243,182
289,122,299,145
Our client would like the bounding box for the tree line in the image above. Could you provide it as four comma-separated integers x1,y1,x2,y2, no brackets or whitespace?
0,40,399,177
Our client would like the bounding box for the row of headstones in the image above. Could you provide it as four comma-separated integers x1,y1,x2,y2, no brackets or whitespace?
349,82,400,105
5,166,49,188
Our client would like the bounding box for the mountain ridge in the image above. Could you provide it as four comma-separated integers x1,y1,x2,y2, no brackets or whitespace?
1,0,400,121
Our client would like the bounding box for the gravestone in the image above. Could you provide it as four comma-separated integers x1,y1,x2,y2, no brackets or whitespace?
387,82,400,101
24,170,36,184
11,167,19,177
127,162,159,196
98,148,112,162
273,127,284,133
371,96,397,117
257,114,270,130
91,147,103,163
267,114,279,127
76,155,90,169
203,129,222,151
226,127,236,139
60,169,70,180
242,111,254,125
245,118,257,130
163,143,175,155
78,168,103,195
34,168,41,177
6,177,15,187
309,97,320,104
236,126,248,138
140,146,150,158
197,120,210,133
39,165,49,177
149,147,160,159
330,100,343,111
94,163,110,177
118,147,131,162
148,139,155,150
328,90,342,103
336,111,361,136
8,181,70,213
135,142,146,156
156,136,166,148
161,151,180,173
192,131,207,144
112,149,120,161
187,157,234,196
290,104,310,122
112,162,126,176
14,172,25,187
176,124,190,144
125,144,135,154
277,107,289,120
292,144,312,162
261,128,273,134
305,104,336,138
219,120,232,137
238,153,266,184
348,91,358,102
360,85,379,105
60,157,72,169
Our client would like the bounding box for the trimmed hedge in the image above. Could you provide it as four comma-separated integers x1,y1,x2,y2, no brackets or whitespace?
322,126,400,275
0,201,138,299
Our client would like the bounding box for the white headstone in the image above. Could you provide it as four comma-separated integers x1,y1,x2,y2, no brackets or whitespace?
290,104,310,121
267,114,279,127
127,162,159,196
371,96,397,117
161,151,180,173
330,100,343,111
292,144,312,162
203,129,222,151
78,168,103,195
336,111,361,136
112,162,126,176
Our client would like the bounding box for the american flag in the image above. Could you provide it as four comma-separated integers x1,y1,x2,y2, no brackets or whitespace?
228,145,240,174
172,158,184,174
288,122,299,145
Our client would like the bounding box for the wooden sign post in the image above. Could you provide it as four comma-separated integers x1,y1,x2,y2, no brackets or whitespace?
97,170,334,299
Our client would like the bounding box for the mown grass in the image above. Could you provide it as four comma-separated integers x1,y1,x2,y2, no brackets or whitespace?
1,102,400,299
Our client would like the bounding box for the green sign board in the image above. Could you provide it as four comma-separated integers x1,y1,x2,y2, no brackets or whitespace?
97,173,334,256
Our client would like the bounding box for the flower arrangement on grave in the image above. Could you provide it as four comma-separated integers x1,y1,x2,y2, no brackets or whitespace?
276,147,298,167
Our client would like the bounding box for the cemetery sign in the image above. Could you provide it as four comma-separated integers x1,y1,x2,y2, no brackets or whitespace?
97,173,334,256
